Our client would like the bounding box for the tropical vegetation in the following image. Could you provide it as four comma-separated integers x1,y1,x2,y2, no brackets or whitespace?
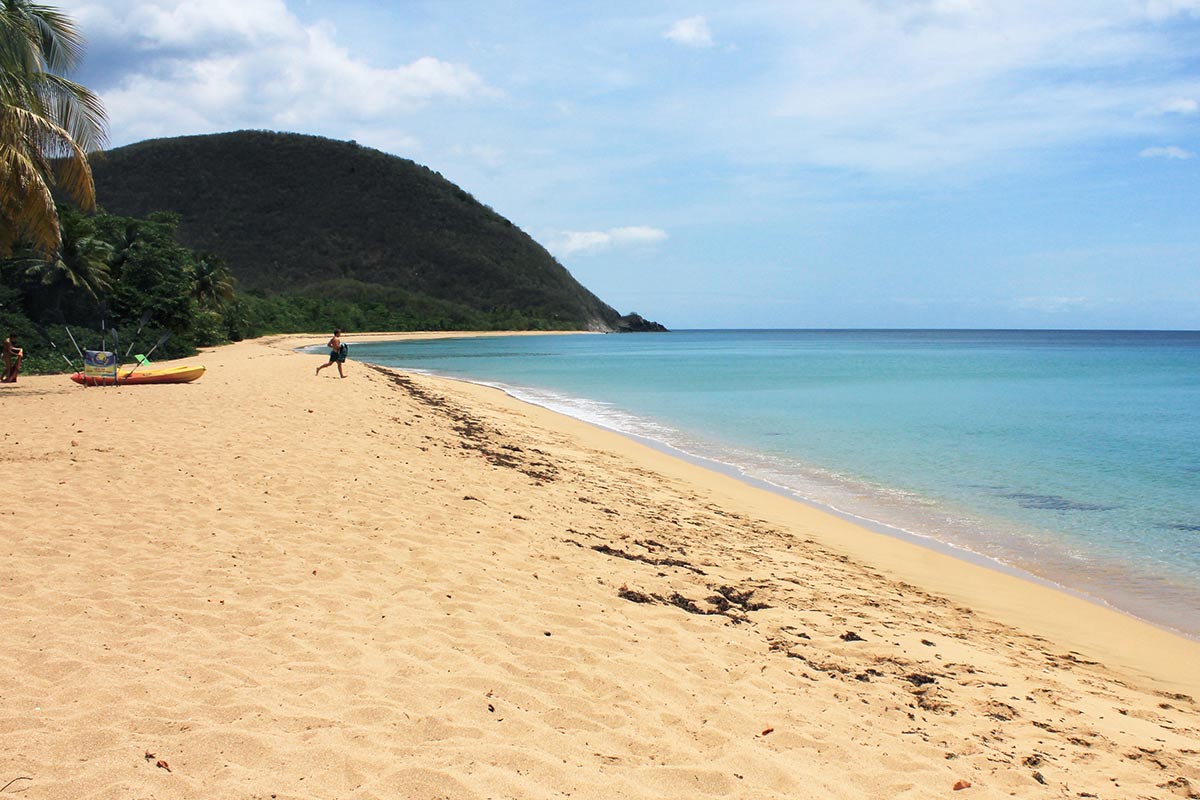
1,203,664,375
1,207,232,373
0,0,107,257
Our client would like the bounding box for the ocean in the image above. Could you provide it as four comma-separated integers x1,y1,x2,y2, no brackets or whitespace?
351,330,1200,638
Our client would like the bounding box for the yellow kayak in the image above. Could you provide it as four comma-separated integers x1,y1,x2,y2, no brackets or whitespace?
71,365,206,386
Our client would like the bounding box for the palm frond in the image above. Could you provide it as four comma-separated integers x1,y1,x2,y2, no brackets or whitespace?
0,1,107,255
0,134,59,255
37,72,106,151
2,1,84,73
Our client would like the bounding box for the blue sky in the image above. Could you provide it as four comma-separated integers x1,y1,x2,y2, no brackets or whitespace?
62,0,1200,329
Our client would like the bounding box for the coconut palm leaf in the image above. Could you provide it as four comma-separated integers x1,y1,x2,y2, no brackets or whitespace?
0,0,106,256
191,254,238,307
23,203,111,318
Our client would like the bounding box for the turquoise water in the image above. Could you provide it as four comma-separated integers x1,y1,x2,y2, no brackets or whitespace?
353,330,1200,637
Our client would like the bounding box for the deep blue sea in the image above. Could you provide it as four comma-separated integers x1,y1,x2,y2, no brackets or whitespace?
352,330,1200,638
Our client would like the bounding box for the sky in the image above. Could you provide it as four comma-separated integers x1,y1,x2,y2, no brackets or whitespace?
59,0,1200,329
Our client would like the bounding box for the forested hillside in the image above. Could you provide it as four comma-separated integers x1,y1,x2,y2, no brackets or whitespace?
88,131,643,331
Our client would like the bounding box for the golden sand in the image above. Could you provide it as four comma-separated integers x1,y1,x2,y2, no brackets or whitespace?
1,334,1197,799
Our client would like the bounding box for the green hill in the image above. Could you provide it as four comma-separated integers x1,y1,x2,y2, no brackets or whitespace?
88,131,659,331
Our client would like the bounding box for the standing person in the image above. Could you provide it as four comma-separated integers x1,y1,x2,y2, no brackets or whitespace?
315,329,347,378
2,333,23,383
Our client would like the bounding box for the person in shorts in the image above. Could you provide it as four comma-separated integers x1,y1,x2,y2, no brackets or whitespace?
315,329,347,378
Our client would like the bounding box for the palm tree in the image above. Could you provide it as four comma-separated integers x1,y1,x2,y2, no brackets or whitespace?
24,202,111,319
1,0,107,257
106,219,140,273
190,254,237,308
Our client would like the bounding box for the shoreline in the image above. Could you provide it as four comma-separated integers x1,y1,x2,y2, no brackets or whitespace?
412,366,1198,638
542,411,1200,646
3,333,1197,798
344,330,1200,648
326,336,1200,695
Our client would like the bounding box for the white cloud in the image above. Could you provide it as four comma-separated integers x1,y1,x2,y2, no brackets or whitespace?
1139,145,1195,159
551,226,668,256
61,1,1200,187
72,0,294,53
139,0,291,47
448,144,507,168
700,2,1200,175
66,0,495,147
930,0,983,14
664,16,713,48
1012,296,1090,313
1157,97,1199,114
1141,0,1200,20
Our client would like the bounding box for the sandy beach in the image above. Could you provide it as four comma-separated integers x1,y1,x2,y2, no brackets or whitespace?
1,333,1197,800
